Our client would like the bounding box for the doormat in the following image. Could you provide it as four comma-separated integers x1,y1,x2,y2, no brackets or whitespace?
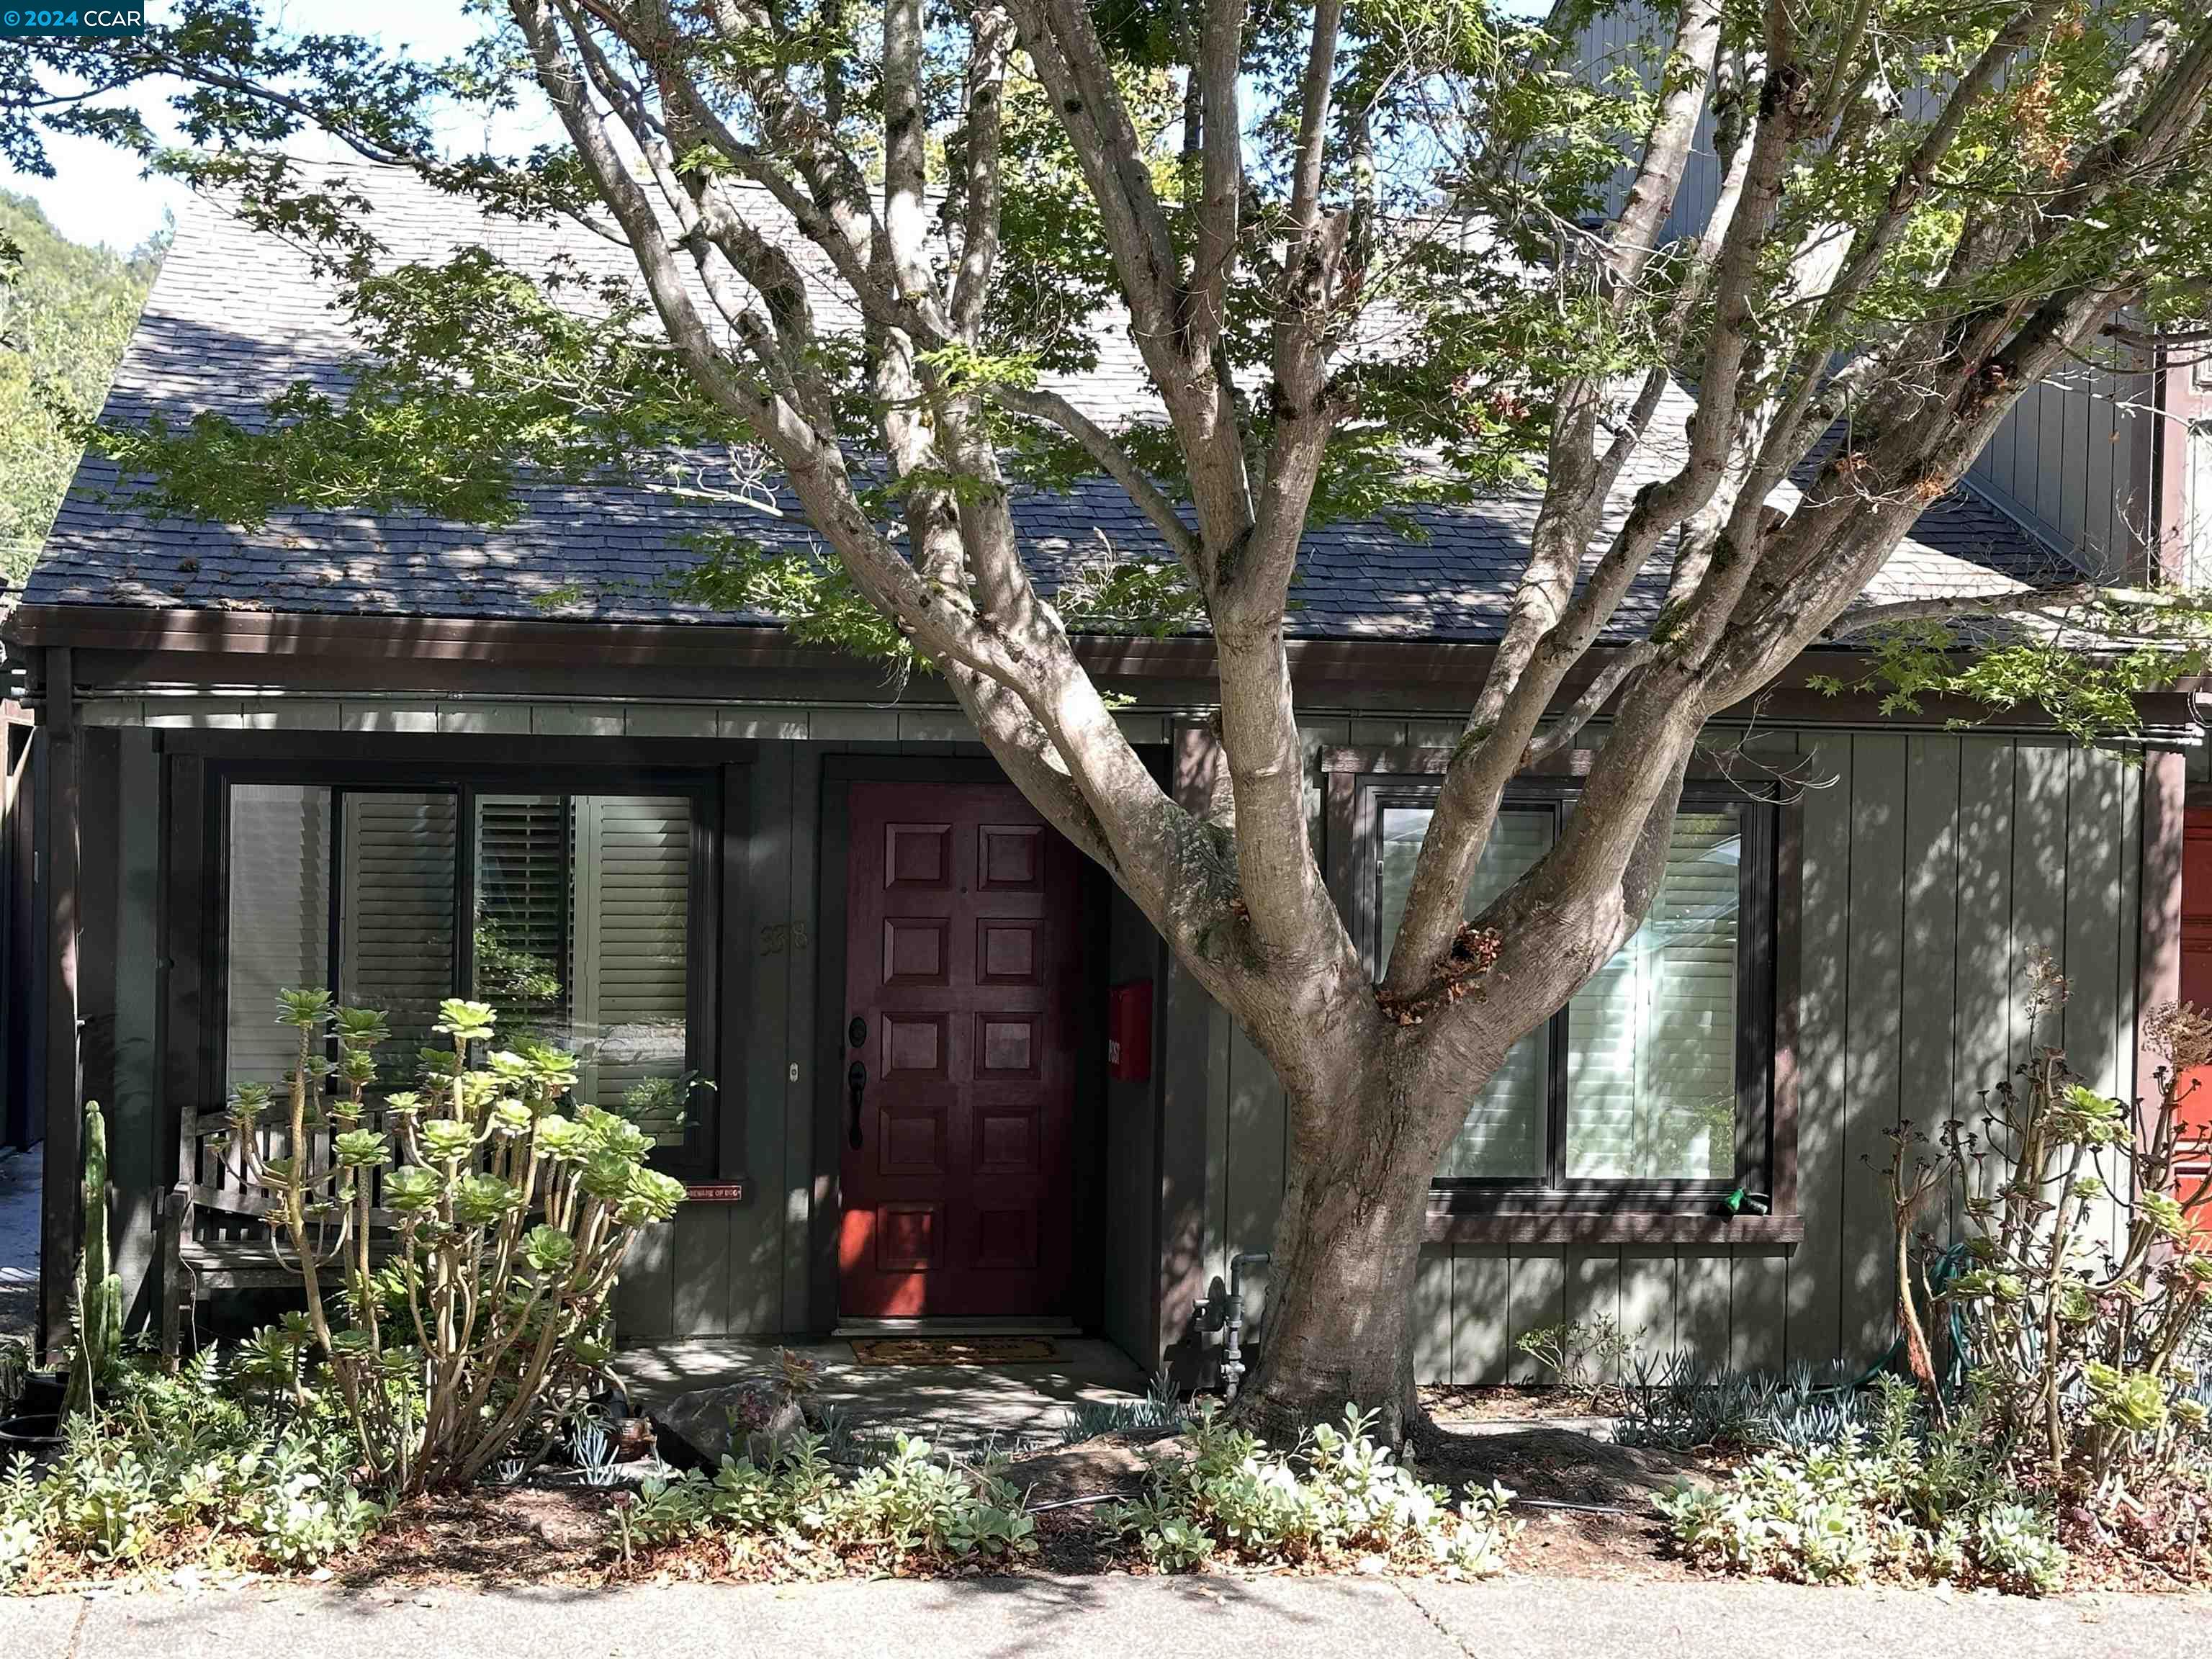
850,1336,1058,1366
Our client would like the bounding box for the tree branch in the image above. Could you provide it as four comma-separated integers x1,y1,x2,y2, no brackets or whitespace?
993,388,1202,569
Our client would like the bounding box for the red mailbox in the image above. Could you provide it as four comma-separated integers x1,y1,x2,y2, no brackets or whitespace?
1107,979,1153,1082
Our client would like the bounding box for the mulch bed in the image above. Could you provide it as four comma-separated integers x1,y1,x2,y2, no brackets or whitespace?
37,1414,2198,1596
1419,1384,1617,1424
1409,1420,1717,1583
334,1488,622,1590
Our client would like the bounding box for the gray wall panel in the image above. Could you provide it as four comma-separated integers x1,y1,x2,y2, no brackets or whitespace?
1191,728,2148,1384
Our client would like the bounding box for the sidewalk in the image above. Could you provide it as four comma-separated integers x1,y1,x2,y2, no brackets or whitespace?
1,1570,2204,1659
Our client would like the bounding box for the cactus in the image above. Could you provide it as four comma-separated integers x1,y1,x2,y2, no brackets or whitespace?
61,1100,123,1422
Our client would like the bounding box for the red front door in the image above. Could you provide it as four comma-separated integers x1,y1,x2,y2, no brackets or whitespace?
837,781,1079,1318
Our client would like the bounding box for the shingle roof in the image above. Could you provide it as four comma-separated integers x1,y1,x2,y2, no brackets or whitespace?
22,164,2067,642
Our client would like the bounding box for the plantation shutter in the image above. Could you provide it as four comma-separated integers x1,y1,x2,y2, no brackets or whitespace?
571,795,693,1141
1564,809,1741,1179
472,794,572,1043
338,792,459,1082
1380,806,1554,1179
225,784,331,1093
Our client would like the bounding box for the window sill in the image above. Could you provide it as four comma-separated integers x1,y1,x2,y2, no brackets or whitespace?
1423,1208,1803,1246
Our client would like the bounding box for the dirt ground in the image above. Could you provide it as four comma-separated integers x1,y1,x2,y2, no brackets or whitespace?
378,1418,1713,1586
336,1488,623,1590
1419,1383,1618,1424
992,1414,1717,1583
1410,1420,1717,1581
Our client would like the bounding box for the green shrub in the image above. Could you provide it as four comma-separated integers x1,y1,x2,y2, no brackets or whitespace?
0,1349,381,1589
212,991,685,1492
1889,968,2212,1483
1876,963,2212,1575
1658,1376,2066,1594
1514,1317,1632,1405
614,1432,1036,1570
1101,1401,1520,1576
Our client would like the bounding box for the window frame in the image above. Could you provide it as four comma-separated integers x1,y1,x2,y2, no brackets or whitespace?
210,756,724,1179
1323,745,1802,1244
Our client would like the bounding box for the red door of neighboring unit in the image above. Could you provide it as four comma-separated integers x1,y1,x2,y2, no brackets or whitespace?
837,782,1079,1318
2180,811,2212,1213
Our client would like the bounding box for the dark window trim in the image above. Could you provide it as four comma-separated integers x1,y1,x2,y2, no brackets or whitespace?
206,753,729,1179
1323,745,1803,1246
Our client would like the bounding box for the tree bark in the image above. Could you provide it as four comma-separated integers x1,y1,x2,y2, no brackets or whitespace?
1240,1052,1481,1445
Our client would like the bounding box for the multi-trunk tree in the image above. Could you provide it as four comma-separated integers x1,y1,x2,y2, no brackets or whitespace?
9,0,2212,1437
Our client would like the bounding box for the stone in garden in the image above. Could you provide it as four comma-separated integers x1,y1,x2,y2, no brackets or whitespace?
652,1377,805,1470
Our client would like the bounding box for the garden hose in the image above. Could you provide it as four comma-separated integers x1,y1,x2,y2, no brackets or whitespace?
1819,1241,1976,1401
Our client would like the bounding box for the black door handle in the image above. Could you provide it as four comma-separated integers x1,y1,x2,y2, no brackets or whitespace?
847,1059,867,1149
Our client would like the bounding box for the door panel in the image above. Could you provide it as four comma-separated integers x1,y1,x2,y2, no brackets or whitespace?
837,782,1078,1318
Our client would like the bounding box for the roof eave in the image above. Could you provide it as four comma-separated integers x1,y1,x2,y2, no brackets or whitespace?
4,602,2196,734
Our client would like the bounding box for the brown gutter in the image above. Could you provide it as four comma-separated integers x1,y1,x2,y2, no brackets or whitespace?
2,601,2200,732
3,601,1504,678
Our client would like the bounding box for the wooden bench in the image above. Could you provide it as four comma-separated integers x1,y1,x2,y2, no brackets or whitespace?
159,1102,403,1355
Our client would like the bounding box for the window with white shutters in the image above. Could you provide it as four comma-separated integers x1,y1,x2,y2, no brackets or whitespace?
1563,812,1741,1180
222,774,710,1169
1380,806,1553,1178
1357,777,1775,1200
225,786,459,1093
468,793,696,1146
340,792,459,1080
569,796,693,1141
224,784,331,1093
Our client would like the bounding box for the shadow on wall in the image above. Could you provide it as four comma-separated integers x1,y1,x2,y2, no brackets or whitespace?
1184,729,2145,1391
1813,734,2135,1374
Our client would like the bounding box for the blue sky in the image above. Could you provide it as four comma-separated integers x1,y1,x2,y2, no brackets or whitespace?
6,1,526,250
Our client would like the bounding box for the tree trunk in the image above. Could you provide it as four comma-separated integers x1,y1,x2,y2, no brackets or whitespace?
1238,1062,1468,1447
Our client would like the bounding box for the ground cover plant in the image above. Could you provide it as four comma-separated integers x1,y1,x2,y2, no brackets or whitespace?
0,1347,380,1591
610,1432,1039,1578
1661,965,2212,1592
1101,1402,1519,1576
1657,1375,2069,1593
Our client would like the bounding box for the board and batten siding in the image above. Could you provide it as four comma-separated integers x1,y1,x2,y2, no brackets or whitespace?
1193,727,2146,1382
70,698,2155,1366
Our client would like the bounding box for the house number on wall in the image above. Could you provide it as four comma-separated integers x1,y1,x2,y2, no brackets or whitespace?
759,922,809,956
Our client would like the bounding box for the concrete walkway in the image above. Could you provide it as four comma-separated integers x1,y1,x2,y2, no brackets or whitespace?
1,1571,2205,1659
616,1336,1147,1451
0,1148,37,1347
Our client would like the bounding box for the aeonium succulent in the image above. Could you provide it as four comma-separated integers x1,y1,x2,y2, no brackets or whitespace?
223,987,678,1494
454,1172,523,1226
333,1130,390,1169
382,1166,441,1214
432,997,499,1044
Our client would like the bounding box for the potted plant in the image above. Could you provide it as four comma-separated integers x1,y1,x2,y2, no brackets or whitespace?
0,1100,120,1462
